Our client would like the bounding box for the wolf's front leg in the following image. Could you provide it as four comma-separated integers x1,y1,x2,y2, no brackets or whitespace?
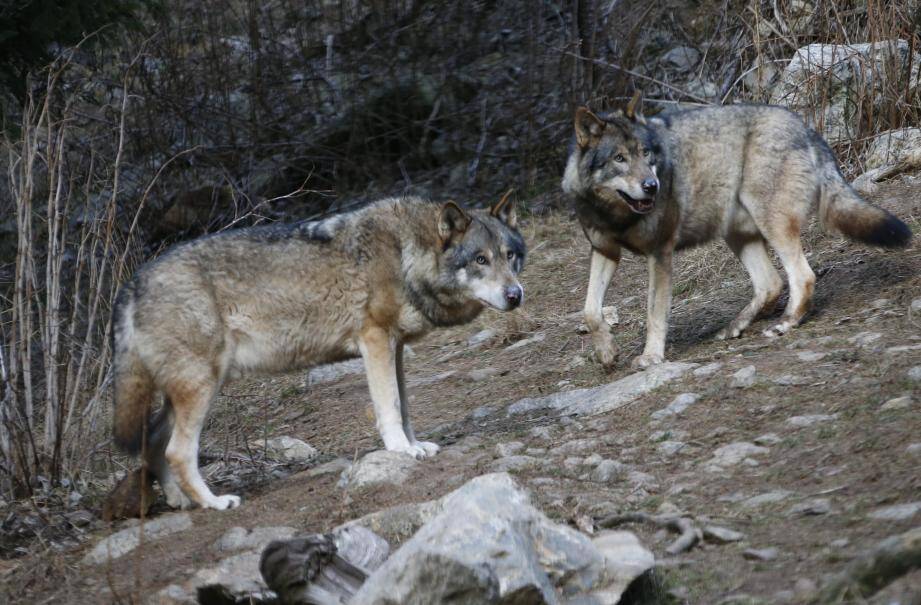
633,250,673,370
359,327,430,459
584,249,620,369
395,344,439,457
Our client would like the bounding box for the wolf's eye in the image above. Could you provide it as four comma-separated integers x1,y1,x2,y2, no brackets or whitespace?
614,154,625,163
506,251,515,261
642,149,650,157
475,255,489,265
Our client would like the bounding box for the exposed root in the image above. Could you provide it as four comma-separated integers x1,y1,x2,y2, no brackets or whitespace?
596,512,702,555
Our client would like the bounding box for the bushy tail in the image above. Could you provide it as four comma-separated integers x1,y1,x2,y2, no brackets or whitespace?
820,173,912,248
111,285,170,456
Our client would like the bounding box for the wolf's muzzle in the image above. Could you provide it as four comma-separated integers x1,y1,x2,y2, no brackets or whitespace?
505,285,523,309
642,178,659,195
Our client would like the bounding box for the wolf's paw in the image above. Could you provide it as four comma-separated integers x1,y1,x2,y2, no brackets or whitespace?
163,484,193,510
390,443,428,460
412,441,440,457
204,494,241,510
630,353,664,370
715,326,742,341
763,321,793,338
595,345,618,370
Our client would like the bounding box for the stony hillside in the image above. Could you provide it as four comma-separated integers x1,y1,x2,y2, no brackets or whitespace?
4,177,919,604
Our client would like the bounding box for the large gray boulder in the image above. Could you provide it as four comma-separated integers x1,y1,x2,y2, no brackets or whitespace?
350,473,654,605
772,40,921,144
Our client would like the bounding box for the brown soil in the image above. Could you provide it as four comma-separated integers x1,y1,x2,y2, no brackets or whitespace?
3,179,921,604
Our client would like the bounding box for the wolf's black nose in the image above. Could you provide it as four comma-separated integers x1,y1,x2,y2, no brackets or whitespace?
641,179,659,195
505,286,523,308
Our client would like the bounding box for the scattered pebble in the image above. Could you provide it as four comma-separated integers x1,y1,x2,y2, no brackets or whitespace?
693,362,723,377
467,367,500,382
829,538,850,549
786,414,837,427
731,365,756,388
753,433,781,446
789,498,832,516
740,491,793,509
467,329,495,346
657,441,688,457
583,453,603,467
867,501,921,521
773,374,807,386
743,547,778,561
908,366,921,382
705,442,769,470
906,443,921,456
505,331,546,351
848,331,882,347
910,298,921,314
703,525,745,543
796,350,826,362
880,395,912,411
495,442,524,457
590,459,626,483
650,393,699,419
529,426,553,440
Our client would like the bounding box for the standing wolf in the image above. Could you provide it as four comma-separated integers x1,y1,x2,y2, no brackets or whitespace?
563,94,911,370
112,194,525,510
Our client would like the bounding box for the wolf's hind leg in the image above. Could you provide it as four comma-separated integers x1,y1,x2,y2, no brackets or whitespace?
716,236,783,340
763,222,815,337
584,248,620,369
395,343,439,457
164,373,240,510
144,403,193,509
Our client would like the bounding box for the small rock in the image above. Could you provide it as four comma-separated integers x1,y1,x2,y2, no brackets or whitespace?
65,510,96,528
253,436,318,462
829,538,850,548
467,329,495,346
627,471,658,489
880,395,912,411
906,443,921,456
340,450,419,489
583,453,603,467
793,577,818,600
212,526,297,553
731,365,757,388
495,442,525,457
693,362,723,377
408,370,456,387
870,298,890,309
657,441,687,457
661,46,701,71
530,426,552,440
651,393,700,419
564,356,587,371
84,513,193,565
911,298,921,314
849,331,882,347
740,491,792,509
786,414,837,427
753,433,781,446
705,442,769,470
885,343,921,355
467,367,500,382
308,358,364,385
308,458,352,477
491,455,543,473
471,405,497,419
908,366,921,382
525,447,547,456
563,456,584,469
867,501,921,521
549,438,600,456
773,374,807,386
743,547,778,561
590,459,626,483
789,498,832,516
797,350,826,362
703,525,746,543
505,331,546,351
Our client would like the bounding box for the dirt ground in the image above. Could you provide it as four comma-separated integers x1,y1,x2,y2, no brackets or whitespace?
3,178,920,604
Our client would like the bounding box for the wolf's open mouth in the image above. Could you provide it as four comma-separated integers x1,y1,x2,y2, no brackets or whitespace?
617,190,655,214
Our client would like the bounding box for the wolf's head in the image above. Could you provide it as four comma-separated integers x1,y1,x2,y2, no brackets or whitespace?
436,191,526,312
562,93,661,215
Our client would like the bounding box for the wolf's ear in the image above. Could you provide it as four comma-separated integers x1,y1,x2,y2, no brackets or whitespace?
575,107,605,148
490,189,517,228
625,90,643,121
438,201,471,242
